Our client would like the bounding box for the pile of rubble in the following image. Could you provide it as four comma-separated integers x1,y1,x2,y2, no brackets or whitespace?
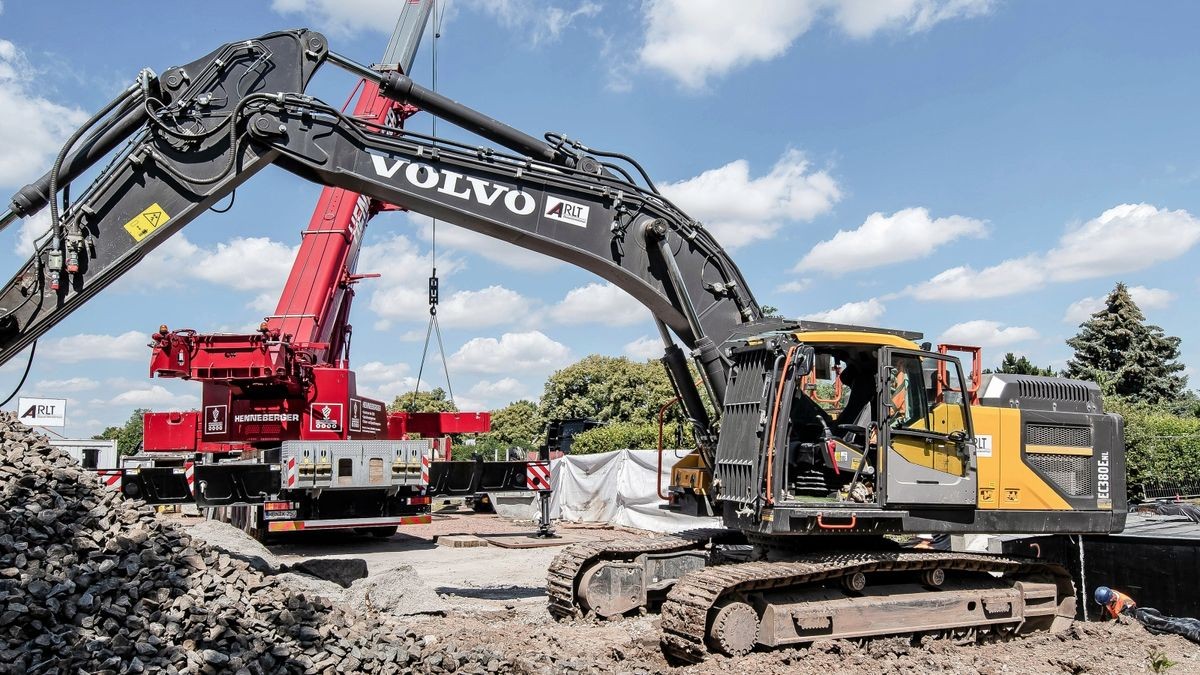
0,413,518,674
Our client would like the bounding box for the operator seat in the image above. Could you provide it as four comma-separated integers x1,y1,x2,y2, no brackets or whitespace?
832,363,876,451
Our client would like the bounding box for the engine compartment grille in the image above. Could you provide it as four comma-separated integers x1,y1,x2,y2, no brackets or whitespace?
1027,453,1093,497
1026,424,1092,447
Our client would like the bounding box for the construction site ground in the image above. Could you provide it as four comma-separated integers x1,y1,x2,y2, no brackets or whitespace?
176,509,1200,674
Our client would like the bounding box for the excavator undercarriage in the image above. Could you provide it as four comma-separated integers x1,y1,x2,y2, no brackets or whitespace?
548,533,1075,662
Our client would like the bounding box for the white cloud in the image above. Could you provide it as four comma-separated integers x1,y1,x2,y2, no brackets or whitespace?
660,150,841,249
41,330,148,363
833,0,992,38
775,279,812,293
623,335,664,361
638,0,992,89
370,281,535,329
938,320,1038,349
639,1,820,90
0,40,89,187
353,359,416,401
191,237,298,291
272,0,601,43
30,377,99,393
1063,285,1175,324
14,209,50,256
902,255,1044,301
270,0,404,36
1046,204,1200,282
550,282,649,325
109,385,199,409
447,331,571,375
466,377,527,405
905,204,1200,301
437,286,538,328
797,207,986,274
804,298,885,324
469,0,602,45
361,233,463,323
415,216,560,271
113,234,296,294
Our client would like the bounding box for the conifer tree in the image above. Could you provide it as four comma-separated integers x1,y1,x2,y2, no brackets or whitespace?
1066,282,1186,403
988,353,1056,376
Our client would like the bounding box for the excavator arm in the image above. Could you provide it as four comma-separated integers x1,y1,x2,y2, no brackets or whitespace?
0,28,761,436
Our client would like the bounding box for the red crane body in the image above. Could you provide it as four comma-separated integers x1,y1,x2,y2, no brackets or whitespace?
144,80,487,454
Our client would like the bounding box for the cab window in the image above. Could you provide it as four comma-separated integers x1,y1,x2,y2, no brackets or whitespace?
887,353,969,437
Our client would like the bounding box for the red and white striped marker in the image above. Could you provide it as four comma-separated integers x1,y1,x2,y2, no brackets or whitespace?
98,470,122,490
420,453,431,486
526,461,551,491
285,456,298,488
184,461,195,495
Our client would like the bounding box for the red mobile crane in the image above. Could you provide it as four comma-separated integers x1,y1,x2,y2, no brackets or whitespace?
136,3,495,537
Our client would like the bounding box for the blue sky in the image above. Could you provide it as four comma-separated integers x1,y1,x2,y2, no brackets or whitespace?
0,0,1197,437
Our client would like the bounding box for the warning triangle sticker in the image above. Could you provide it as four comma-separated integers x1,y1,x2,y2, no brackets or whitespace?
142,211,162,227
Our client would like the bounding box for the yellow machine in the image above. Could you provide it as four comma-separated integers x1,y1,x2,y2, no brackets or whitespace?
551,322,1123,660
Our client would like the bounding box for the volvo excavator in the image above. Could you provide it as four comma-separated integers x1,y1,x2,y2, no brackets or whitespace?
0,29,1125,661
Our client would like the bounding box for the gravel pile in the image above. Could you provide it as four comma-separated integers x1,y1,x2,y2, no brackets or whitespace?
0,414,524,674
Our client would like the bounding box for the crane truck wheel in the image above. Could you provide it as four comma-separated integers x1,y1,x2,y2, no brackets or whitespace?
369,526,399,538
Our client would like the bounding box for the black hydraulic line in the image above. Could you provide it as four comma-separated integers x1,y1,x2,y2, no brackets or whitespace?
327,52,565,165
380,72,564,165
661,343,711,433
3,85,147,231
646,220,729,406
0,341,36,408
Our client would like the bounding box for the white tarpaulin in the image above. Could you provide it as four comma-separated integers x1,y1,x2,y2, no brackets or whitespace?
550,449,721,533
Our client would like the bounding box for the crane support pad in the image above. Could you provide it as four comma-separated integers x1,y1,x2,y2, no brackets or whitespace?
659,551,1075,662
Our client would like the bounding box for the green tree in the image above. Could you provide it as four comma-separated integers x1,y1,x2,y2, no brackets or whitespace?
388,387,458,413
1066,282,1186,403
570,420,687,455
537,355,676,426
986,353,1056,376
760,304,783,318
1107,398,1200,499
474,400,543,457
93,408,148,456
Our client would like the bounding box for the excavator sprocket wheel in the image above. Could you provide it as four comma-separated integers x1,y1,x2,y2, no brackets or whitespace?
707,601,759,657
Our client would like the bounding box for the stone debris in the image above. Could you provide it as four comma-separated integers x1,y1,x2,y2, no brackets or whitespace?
348,565,450,617
0,413,525,674
286,557,368,589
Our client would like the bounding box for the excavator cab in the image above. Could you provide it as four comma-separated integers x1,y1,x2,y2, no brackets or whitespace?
677,322,984,527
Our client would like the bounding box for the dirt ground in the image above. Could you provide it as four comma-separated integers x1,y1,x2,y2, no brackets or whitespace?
183,509,1200,674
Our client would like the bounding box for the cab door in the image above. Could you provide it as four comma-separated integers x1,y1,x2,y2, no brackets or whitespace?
878,348,977,506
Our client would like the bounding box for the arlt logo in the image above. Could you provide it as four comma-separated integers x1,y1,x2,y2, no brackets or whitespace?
203,405,227,435
544,196,589,228
309,403,343,433
20,403,56,420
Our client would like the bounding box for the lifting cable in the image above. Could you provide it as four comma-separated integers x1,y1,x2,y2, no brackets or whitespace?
409,0,456,411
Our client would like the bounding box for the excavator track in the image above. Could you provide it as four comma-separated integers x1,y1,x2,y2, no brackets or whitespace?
660,551,1075,663
546,529,736,620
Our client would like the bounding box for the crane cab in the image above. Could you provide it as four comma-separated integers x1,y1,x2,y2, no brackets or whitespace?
668,321,1126,538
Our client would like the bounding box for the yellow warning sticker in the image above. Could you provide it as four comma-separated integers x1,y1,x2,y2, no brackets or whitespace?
123,203,171,242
